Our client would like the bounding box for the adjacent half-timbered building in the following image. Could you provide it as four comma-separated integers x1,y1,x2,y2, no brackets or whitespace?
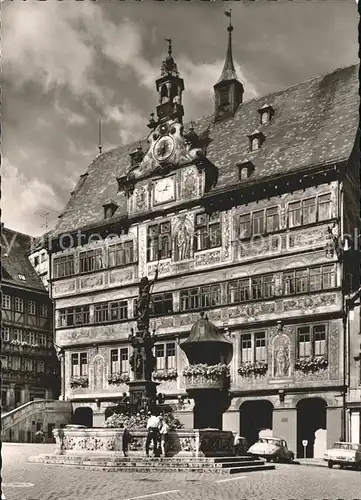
1,226,59,417
47,25,360,457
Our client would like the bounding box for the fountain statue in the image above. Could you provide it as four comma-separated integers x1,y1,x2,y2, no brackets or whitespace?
128,270,159,413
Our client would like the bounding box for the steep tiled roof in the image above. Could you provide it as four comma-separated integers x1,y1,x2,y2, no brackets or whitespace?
53,63,359,235
1,227,46,291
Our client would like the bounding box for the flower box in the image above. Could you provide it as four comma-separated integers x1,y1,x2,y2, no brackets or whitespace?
182,363,230,390
153,369,178,381
294,356,328,373
70,376,89,388
237,361,268,377
107,373,130,385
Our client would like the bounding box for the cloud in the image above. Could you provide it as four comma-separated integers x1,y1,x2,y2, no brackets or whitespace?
3,2,158,102
179,58,258,103
1,158,63,236
103,103,146,144
99,19,158,88
54,100,87,126
2,2,102,100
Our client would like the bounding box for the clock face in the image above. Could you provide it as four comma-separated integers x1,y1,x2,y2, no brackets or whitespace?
153,135,174,162
153,177,176,205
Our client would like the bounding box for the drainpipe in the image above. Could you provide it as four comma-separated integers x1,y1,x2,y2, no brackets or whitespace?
48,243,65,400
341,288,347,441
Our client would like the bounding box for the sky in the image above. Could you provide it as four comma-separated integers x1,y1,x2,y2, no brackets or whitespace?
2,0,359,236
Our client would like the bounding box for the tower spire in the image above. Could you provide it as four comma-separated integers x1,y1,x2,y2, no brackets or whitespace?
218,9,238,83
165,38,172,57
213,11,244,121
153,38,185,125
98,118,102,155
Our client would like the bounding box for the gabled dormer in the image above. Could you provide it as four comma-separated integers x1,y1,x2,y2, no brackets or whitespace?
237,159,255,180
258,104,274,125
248,129,265,152
214,12,244,122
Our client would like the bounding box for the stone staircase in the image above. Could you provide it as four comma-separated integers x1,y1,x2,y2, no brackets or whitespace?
29,454,275,474
1,400,72,442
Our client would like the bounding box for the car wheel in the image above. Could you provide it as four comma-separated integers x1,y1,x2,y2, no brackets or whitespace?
265,457,271,462
328,461,333,469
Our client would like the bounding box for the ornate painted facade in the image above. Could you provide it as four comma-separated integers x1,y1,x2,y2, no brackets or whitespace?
47,26,359,457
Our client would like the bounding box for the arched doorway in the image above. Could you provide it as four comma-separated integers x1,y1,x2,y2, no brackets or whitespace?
239,400,274,446
297,398,327,458
72,407,93,428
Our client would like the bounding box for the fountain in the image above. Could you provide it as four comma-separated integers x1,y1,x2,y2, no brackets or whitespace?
50,275,236,458
181,311,233,430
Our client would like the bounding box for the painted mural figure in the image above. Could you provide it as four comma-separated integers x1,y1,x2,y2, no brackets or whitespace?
93,356,104,389
275,345,289,377
135,270,158,332
175,220,192,261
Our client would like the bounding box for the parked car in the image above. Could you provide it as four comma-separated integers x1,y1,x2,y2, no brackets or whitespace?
248,436,294,463
234,435,249,456
324,442,361,470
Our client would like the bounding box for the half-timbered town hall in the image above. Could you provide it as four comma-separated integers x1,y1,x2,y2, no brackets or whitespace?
1,225,60,440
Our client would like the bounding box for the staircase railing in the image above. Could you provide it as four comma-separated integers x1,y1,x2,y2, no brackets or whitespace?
1,400,71,432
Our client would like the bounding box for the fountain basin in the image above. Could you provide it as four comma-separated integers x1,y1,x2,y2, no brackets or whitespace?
53,427,234,457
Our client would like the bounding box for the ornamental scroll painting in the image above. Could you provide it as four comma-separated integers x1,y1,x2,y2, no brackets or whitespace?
93,355,105,390
182,169,198,200
174,216,193,261
272,334,291,378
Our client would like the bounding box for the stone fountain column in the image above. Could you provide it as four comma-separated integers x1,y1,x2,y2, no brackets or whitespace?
128,274,159,413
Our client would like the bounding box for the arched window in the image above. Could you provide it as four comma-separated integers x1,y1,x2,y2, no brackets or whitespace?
219,87,230,106
104,207,113,220
261,112,269,125
251,138,259,151
160,84,168,103
240,167,248,180
169,83,178,102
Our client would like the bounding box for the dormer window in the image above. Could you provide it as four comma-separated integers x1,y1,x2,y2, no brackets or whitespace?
258,104,274,125
240,168,248,180
103,200,118,220
248,129,265,152
129,145,144,167
237,159,255,181
18,274,26,281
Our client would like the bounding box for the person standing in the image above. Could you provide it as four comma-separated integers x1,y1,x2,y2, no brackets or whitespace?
122,425,131,457
145,411,160,457
158,415,169,457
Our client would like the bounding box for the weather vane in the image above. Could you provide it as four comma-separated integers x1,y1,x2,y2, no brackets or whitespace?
165,38,172,57
225,8,232,29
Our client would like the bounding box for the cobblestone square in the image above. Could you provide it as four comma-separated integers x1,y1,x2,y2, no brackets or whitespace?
2,444,361,500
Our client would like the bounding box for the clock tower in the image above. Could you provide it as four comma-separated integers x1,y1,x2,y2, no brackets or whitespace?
152,39,185,126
